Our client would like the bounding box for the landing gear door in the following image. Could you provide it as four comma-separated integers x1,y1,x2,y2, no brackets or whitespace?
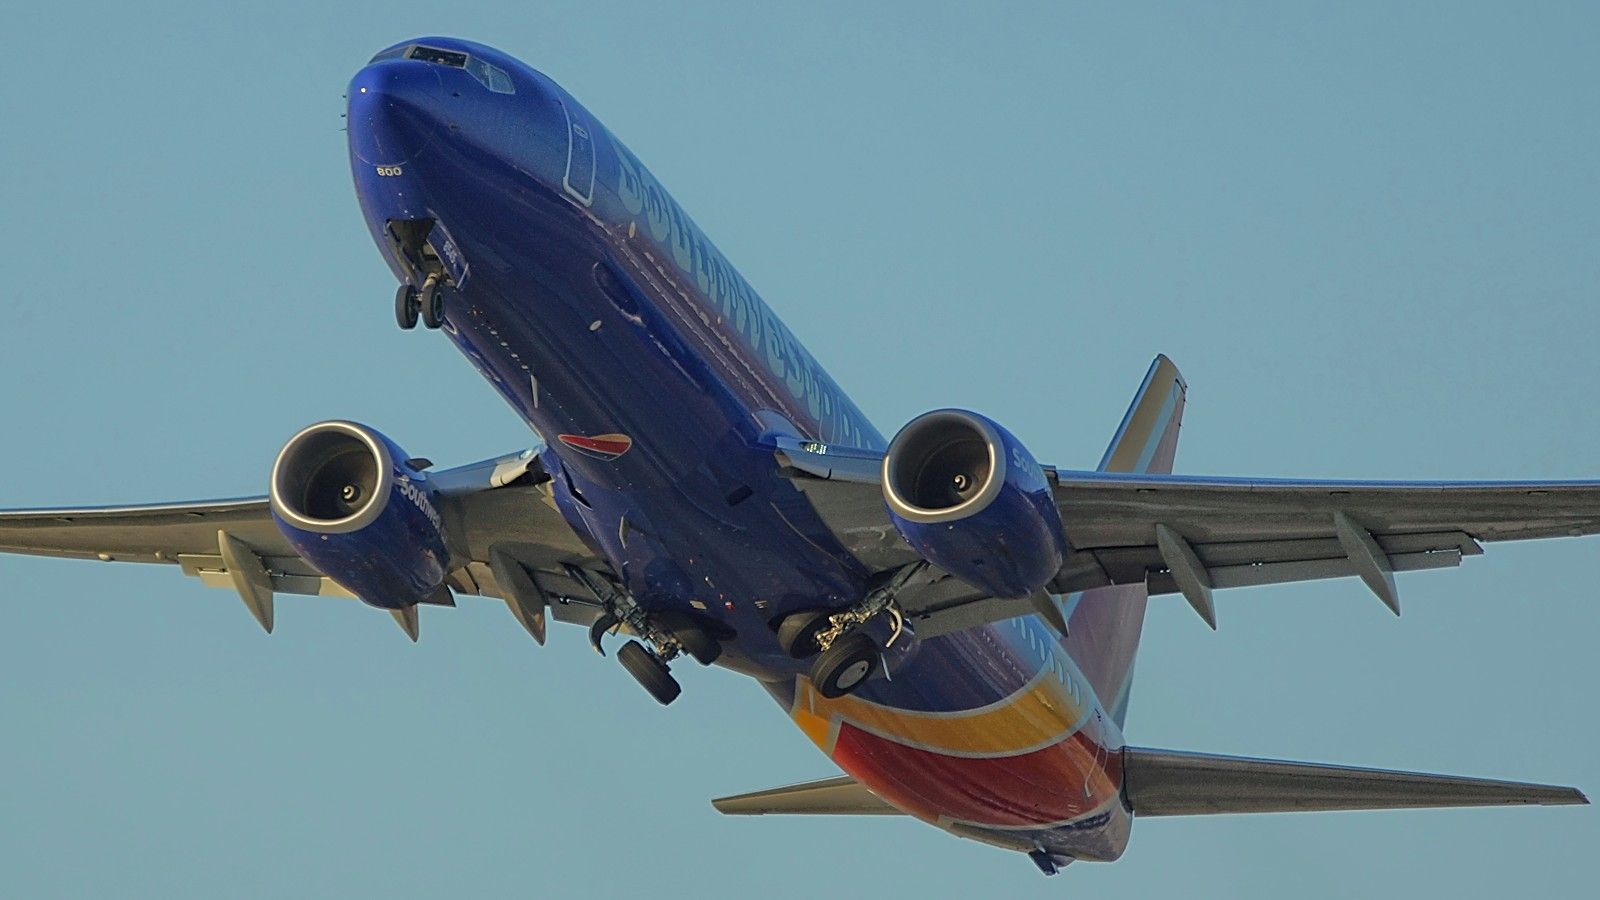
427,221,471,289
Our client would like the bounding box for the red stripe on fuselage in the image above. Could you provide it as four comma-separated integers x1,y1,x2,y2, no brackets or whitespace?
557,433,633,459
829,720,1122,828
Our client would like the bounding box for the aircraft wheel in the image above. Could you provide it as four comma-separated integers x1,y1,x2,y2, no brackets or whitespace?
395,283,420,330
656,611,722,666
811,631,880,699
674,624,722,666
777,609,832,659
419,279,448,329
618,640,681,706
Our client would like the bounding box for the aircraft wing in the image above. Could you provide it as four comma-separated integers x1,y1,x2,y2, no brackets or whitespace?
1046,471,1600,621
0,450,604,637
774,438,1600,630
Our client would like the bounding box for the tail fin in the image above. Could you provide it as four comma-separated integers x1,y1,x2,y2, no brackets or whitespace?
1076,356,1187,726
1099,354,1186,476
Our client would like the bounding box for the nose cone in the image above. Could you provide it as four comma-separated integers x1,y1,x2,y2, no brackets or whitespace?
348,61,445,166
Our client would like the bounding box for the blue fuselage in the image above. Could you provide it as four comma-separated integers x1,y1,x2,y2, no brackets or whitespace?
347,38,1134,861
351,42,882,671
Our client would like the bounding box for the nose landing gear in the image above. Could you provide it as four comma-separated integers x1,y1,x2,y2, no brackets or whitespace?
395,282,420,329
394,274,453,330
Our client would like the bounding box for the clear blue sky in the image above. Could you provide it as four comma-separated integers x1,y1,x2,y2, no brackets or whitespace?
3,2,1597,896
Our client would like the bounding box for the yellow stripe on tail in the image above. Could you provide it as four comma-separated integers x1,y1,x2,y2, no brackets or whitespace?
1099,354,1186,476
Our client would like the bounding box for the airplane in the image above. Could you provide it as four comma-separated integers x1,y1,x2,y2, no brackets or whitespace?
0,36,1590,875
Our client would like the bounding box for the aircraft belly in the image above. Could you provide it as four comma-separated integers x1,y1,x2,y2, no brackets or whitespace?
392,161,869,665
767,610,1135,860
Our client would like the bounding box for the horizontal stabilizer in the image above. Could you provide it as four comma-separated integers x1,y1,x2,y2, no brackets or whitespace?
1123,747,1588,816
712,775,902,816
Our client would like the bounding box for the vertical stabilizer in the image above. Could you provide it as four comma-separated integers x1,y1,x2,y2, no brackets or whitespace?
1077,356,1187,726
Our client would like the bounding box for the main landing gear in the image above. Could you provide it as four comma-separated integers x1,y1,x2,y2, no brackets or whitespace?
565,565,724,706
395,274,452,330
776,561,929,699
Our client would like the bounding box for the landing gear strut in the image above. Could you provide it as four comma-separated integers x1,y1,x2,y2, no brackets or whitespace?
566,565,723,706
776,609,832,658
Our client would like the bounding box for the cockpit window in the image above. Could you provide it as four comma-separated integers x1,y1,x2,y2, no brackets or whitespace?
408,45,468,68
467,58,516,94
366,44,515,94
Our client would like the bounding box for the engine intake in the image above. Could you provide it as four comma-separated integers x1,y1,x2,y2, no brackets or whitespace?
883,410,1066,598
270,421,448,609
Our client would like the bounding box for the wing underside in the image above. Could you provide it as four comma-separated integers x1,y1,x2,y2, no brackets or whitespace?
0,451,610,635
774,437,1600,631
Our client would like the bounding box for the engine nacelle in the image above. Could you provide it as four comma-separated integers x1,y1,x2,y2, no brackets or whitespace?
882,409,1066,599
269,421,448,609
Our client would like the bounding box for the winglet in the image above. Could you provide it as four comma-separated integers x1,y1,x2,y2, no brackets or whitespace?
1099,354,1186,476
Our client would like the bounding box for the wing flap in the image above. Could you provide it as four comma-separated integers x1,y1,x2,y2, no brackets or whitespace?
711,775,903,816
1123,747,1588,816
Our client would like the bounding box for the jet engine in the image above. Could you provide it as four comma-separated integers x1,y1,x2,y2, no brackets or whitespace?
269,421,449,609
882,409,1067,599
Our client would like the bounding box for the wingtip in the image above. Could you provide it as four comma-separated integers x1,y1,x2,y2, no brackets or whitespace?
1151,353,1187,390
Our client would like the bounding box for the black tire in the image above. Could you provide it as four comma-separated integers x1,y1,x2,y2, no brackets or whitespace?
617,640,681,706
674,624,722,666
777,609,832,659
420,279,447,329
811,631,880,699
395,283,419,330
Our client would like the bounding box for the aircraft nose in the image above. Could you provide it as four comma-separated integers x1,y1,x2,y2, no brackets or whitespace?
347,61,445,166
